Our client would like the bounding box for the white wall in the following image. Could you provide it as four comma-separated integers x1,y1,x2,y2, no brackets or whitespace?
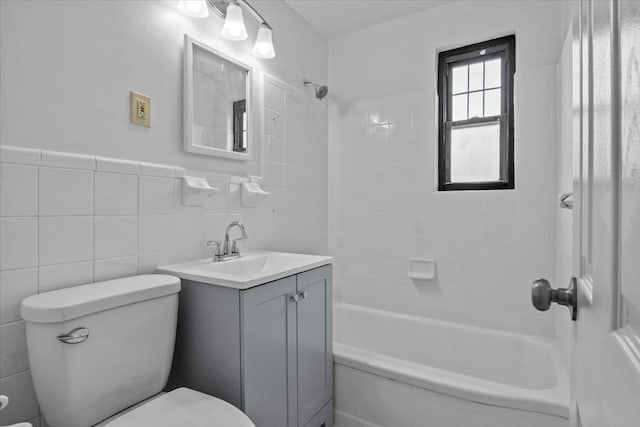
328,0,566,337
0,1,328,425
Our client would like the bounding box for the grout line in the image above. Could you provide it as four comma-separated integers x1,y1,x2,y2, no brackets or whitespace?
92,169,96,283
36,165,40,294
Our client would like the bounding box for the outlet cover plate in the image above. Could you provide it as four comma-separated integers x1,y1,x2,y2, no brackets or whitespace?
130,91,151,127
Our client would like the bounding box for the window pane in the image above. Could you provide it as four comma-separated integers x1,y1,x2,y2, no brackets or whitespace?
451,94,468,121
484,58,501,88
450,123,500,182
451,65,468,94
484,88,501,116
469,92,483,118
469,62,484,91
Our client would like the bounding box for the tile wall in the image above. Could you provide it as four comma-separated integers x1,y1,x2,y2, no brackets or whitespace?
329,65,559,338
0,76,327,425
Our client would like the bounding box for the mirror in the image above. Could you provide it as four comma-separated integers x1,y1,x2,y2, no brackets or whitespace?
184,35,252,160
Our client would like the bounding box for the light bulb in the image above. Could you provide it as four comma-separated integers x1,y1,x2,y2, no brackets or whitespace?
252,24,275,59
177,0,209,18
221,3,248,41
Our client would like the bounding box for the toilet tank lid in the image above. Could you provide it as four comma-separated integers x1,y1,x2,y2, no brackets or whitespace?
21,274,181,323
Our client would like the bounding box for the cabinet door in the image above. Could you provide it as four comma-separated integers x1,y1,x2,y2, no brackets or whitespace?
297,265,333,426
242,276,298,427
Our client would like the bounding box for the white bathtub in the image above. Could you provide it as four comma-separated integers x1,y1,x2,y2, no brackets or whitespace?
333,303,569,427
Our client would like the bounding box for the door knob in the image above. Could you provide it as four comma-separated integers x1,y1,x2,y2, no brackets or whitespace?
531,277,577,321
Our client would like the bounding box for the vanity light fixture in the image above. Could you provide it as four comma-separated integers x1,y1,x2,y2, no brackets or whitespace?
178,0,276,59
221,2,248,41
252,24,275,58
177,0,210,18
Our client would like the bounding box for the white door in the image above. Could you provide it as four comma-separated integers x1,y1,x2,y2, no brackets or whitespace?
571,0,640,425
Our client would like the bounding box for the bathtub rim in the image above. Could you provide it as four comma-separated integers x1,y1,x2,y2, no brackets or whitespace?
333,302,570,419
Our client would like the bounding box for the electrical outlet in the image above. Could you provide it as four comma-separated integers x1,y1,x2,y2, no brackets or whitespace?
130,91,151,127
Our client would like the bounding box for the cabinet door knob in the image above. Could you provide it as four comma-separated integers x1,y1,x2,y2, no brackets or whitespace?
299,290,308,300
290,293,299,303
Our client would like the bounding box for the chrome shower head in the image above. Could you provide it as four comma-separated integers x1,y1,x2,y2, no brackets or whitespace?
303,79,328,100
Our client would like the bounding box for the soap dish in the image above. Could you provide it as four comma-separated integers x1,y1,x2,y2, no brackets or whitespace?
408,258,436,280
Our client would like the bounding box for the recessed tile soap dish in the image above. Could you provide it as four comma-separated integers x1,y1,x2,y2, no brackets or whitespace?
408,258,436,280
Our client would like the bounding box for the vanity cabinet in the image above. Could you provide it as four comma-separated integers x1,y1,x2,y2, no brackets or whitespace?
168,265,333,427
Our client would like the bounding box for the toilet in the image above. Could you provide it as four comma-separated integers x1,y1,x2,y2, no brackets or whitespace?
21,274,255,427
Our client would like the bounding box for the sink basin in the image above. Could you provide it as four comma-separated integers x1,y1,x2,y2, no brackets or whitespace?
157,251,332,289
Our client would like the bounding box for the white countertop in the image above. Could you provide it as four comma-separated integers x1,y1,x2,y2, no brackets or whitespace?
157,251,333,289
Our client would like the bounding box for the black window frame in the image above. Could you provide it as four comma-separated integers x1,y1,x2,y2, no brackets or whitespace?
232,99,247,153
437,35,516,191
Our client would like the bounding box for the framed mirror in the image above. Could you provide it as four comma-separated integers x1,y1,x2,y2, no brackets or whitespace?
184,35,252,160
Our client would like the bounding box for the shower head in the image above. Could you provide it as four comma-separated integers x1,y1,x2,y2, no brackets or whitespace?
303,79,328,100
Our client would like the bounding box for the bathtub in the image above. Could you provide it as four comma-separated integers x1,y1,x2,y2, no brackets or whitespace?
333,303,569,427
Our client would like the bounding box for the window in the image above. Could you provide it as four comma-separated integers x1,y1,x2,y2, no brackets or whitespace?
438,35,515,191
233,100,247,153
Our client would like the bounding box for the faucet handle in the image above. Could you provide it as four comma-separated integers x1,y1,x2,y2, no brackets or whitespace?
206,240,223,255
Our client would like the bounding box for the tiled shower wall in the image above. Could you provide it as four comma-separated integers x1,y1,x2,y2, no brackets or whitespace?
329,68,558,337
0,77,327,425
328,0,565,338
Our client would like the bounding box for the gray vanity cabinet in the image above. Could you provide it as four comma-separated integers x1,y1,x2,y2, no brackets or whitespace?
295,267,333,425
168,264,333,427
242,275,298,427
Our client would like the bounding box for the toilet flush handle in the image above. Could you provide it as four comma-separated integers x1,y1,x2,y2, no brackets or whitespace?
57,327,89,344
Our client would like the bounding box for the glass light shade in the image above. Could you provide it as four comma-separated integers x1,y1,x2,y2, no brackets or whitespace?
252,25,275,59
221,3,248,41
177,0,209,18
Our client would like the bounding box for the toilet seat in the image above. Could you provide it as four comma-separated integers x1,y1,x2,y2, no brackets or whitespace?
98,388,255,427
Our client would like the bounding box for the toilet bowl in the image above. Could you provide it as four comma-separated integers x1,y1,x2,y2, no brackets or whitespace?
0,394,33,427
21,274,255,427
96,387,253,427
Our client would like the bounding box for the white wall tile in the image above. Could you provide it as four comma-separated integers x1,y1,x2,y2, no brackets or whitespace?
285,91,303,119
94,216,137,259
39,168,93,216
139,162,175,177
0,218,37,270
95,172,137,215
137,252,173,275
139,176,174,215
285,117,301,142
265,81,284,113
38,261,93,293
0,146,40,165
329,90,556,337
0,371,40,425
174,247,205,264
0,268,37,324
138,215,174,254
95,157,139,174
174,215,204,249
0,321,29,377
41,151,95,170
39,216,93,265
265,110,285,138
94,256,137,282
0,164,38,217
264,135,285,163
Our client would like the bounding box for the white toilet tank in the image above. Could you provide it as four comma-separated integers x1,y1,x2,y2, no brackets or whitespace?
21,274,181,427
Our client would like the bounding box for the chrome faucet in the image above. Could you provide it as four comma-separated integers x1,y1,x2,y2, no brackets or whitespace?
207,221,248,262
